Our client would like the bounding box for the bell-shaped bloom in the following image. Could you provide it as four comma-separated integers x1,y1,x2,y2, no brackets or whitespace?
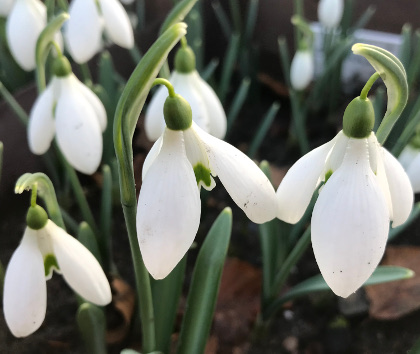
276,131,413,297
4,220,112,337
145,71,227,142
0,0,14,16
317,0,344,29
28,73,106,174
290,50,314,91
137,123,277,279
399,145,420,193
65,0,134,63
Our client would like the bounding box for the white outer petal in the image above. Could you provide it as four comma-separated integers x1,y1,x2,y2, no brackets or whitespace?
398,145,419,170
6,0,46,71
323,130,348,174
99,0,134,49
382,148,413,227
46,221,112,305
137,129,201,279
28,78,57,154
65,0,103,63
4,228,47,337
277,139,335,224
194,124,277,223
144,84,168,141
194,72,227,139
0,0,15,16
317,0,344,28
406,153,420,193
290,50,314,91
312,138,390,298
55,76,103,174
142,135,163,180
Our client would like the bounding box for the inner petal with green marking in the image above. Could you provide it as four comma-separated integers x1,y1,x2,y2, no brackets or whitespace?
44,254,60,279
325,169,333,183
193,163,213,189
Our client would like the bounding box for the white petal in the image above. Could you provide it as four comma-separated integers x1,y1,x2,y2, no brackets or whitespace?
144,84,168,141
194,72,227,139
276,139,335,224
47,221,112,305
99,0,134,49
142,135,163,180
290,50,314,91
65,0,103,63
6,0,46,71
323,130,348,174
4,228,47,337
406,152,420,193
398,145,420,170
312,138,390,298
137,129,201,279
382,148,413,227
194,124,277,223
72,75,107,132
55,76,103,174
318,0,344,28
0,0,15,16
28,79,57,154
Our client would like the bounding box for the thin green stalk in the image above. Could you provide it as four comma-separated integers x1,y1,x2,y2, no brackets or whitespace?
290,91,309,154
219,33,240,102
79,63,93,85
360,72,381,100
60,207,80,234
243,0,259,44
392,98,420,156
100,165,113,272
200,58,219,81
400,23,412,70
226,77,250,136
229,0,242,33
0,81,28,125
211,1,232,40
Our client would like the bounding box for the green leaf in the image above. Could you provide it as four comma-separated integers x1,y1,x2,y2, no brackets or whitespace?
77,303,107,354
352,43,408,144
160,0,197,35
35,12,69,91
77,222,102,266
176,208,233,354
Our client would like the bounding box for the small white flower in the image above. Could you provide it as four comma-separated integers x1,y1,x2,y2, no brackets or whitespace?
317,0,344,29
276,130,413,297
28,72,107,174
399,144,420,193
65,0,134,64
4,220,112,337
0,0,15,16
290,50,314,91
137,123,277,280
145,71,227,141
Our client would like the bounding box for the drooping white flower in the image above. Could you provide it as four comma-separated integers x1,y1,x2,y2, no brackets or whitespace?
145,45,227,142
138,119,277,280
290,49,314,91
4,216,112,337
317,0,344,29
28,57,106,174
399,144,420,193
276,129,413,297
0,0,14,16
65,0,134,64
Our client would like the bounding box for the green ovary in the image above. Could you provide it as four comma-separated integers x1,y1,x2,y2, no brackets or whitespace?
193,163,212,188
325,169,333,183
44,254,59,277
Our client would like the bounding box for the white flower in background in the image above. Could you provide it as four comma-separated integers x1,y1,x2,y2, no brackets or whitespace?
145,45,227,141
138,92,277,279
0,0,14,16
399,144,420,193
28,56,106,174
276,128,413,297
290,49,314,91
6,0,62,71
4,207,112,337
65,0,134,63
317,0,344,29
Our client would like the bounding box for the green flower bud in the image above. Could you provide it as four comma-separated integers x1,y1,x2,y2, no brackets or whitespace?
52,56,72,77
174,45,196,73
342,96,375,139
26,205,48,230
164,94,193,131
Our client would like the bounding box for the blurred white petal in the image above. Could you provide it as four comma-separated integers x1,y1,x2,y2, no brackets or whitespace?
312,138,389,298
406,153,420,193
137,129,201,279
4,228,47,337
318,0,344,28
290,50,314,91
0,0,15,16
144,84,168,141
398,145,419,170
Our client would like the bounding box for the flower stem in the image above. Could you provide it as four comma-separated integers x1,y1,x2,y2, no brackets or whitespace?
0,81,28,126
360,72,381,100
31,184,38,207
153,78,176,97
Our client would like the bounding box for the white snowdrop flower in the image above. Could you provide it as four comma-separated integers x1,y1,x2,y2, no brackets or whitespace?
276,96,413,297
138,90,277,279
65,0,134,64
290,49,314,91
145,45,227,142
4,205,112,338
317,0,344,29
398,144,420,193
28,56,106,174
0,0,15,16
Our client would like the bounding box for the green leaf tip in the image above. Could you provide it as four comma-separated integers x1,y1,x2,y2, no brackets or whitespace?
351,43,408,144
160,0,197,35
222,207,232,216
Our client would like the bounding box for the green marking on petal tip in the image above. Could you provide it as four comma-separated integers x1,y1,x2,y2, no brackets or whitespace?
44,254,59,277
193,163,212,187
325,169,333,183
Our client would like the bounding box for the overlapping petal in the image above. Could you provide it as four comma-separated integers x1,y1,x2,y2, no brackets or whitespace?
4,228,47,337
142,136,163,180
318,0,344,28
144,85,168,141
137,129,201,279
312,138,390,298
290,50,314,91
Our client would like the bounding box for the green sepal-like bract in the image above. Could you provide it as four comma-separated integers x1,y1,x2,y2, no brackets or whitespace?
52,55,72,77
352,43,408,144
343,96,375,138
164,94,193,130
174,45,196,73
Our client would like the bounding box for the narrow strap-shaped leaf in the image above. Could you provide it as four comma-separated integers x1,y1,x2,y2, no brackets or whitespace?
176,208,233,354
160,0,197,35
100,165,113,271
77,303,107,354
352,43,408,144
77,222,103,265
15,172,65,229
